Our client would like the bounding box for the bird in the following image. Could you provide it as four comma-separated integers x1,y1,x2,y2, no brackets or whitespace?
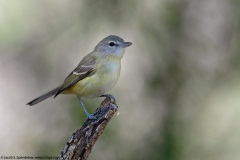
27,35,132,119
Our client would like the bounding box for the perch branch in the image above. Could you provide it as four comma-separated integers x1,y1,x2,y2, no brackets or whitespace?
56,97,118,160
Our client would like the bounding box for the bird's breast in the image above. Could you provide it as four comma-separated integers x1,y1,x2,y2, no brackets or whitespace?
70,59,121,98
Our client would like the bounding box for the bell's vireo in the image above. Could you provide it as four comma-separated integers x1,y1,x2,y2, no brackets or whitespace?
27,35,132,119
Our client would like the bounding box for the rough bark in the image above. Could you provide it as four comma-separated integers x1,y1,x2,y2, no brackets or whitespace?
56,97,118,160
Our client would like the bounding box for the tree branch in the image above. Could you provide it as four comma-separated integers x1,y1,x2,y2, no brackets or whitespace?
56,97,118,160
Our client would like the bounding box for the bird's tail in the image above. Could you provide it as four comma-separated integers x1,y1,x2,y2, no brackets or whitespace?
27,88,58,106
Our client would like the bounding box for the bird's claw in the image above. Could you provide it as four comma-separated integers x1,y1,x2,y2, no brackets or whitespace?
101,94,116,103
86,113,96,120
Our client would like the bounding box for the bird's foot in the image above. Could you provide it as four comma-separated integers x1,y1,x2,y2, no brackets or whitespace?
101,94,116,103
86,113,96,120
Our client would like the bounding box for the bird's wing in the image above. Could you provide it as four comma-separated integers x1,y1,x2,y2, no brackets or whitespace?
54,56,96,97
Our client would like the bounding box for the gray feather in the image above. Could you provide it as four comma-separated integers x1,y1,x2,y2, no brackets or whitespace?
27,88,58,106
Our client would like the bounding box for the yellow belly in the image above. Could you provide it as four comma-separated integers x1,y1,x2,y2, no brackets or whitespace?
64,60,121,98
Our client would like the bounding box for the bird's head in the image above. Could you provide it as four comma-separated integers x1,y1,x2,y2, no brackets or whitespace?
94,35,132,58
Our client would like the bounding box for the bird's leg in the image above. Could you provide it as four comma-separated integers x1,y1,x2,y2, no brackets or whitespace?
100,94,116,103
77,96,96,120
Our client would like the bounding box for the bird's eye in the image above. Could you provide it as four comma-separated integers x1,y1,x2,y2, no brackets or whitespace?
109,42,115,46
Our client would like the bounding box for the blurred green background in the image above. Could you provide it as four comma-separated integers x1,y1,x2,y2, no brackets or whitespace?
1,0,240,159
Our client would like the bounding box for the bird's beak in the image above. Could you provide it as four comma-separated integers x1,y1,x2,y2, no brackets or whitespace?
121,42,132,48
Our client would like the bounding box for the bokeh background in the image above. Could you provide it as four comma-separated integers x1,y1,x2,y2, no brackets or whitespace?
1,0,240,159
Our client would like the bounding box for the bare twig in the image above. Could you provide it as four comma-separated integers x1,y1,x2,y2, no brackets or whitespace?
56,97,118,160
